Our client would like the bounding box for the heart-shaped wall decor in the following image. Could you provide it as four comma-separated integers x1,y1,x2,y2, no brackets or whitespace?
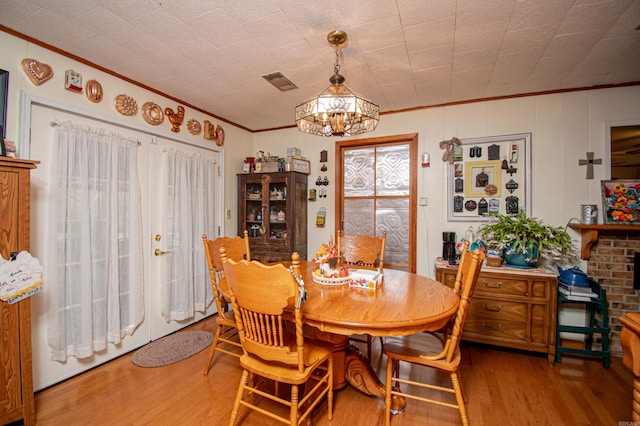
21,58,54,86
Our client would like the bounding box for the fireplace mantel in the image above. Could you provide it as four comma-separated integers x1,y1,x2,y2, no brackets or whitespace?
568,223,640,259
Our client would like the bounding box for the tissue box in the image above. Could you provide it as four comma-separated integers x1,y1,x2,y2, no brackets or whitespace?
349,269,382,289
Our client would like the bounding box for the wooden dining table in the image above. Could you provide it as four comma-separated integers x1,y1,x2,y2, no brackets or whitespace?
292,260,460,411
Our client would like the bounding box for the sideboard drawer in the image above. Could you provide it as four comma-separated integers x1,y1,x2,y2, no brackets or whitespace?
475,275,528,297
464,318,528,341
469,299,527,322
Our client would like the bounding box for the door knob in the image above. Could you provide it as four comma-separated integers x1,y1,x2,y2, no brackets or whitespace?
154,248,171,256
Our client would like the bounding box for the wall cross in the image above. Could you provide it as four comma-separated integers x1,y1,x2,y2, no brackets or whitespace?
578,152,602,179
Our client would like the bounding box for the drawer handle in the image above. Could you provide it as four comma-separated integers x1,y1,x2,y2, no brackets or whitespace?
482,322,501,330
482,303,502,312
483,280,502,289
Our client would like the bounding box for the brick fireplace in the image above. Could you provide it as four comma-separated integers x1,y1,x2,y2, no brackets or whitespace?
586,231,640,356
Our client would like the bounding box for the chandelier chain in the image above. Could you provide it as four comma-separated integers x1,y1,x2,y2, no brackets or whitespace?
333,44,341,75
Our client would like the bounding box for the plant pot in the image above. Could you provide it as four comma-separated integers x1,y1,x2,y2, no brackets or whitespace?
503,242,539,268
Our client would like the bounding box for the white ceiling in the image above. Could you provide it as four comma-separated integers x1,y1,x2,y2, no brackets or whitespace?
1,0,639,132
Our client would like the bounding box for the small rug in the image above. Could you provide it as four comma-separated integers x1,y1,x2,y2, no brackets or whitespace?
132,330,213,368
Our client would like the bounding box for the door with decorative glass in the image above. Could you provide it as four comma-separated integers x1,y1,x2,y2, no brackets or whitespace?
336,134,417,272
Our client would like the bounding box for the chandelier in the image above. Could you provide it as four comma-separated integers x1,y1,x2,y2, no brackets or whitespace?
295,31,379,137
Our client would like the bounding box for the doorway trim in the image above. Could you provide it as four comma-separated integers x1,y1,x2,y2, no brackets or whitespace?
605,119,640,179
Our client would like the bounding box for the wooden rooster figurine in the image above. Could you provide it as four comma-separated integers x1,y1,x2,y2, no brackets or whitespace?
165,105,185,132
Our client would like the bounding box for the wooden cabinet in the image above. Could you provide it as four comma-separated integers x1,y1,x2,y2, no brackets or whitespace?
0,158,38,425
238,172,307,262
436,264,557,364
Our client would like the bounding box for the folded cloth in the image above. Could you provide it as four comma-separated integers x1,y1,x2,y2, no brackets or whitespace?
0,251,43,303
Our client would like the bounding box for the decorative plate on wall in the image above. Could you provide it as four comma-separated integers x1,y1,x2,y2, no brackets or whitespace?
141,102,164,125
115,94,137,116
215,125,225,146
203,120,216,140
21,58,54,86
187,118,201,135
85,79,103,103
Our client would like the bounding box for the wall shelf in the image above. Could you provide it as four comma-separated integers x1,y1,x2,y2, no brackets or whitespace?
568,223,640,259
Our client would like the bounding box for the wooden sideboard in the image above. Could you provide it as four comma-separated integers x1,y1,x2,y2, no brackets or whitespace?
0,158,39,425
436,263,557,364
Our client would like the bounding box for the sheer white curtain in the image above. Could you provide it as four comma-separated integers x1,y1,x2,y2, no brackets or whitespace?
160,148,215,322
47,122,145,362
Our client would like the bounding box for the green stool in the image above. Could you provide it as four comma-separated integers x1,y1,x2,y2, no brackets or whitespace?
556,278,610,368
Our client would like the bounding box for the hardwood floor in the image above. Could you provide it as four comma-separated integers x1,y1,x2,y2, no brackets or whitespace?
33,315,634,425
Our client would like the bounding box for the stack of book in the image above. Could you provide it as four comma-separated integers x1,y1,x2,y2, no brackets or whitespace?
558,280,598,302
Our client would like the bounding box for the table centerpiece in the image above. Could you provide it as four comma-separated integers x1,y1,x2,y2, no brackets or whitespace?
311,236,350,285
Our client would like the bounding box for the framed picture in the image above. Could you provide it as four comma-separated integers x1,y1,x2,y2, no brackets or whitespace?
464,160,501,198
601,180,640,224
291,158,310,174
447,133,531,222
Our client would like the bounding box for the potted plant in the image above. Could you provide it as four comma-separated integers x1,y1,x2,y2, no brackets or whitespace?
477,211,574,267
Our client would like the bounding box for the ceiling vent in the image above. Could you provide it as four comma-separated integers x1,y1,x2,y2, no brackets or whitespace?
262,72,298,92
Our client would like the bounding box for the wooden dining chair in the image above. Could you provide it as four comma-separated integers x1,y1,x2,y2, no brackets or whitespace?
432,240,472,344
224,252,334,425
201,231,250,375
337,230,387,359
382,246,485,426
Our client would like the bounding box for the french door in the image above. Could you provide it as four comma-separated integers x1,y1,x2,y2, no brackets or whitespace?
336,134,418,272
149,137,221,338
28,101,221,389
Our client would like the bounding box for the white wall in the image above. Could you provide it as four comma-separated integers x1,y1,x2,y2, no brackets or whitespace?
0,31,253,239
253,88,640,278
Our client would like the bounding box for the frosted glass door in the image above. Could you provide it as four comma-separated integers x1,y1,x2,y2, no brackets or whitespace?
342,142,412,270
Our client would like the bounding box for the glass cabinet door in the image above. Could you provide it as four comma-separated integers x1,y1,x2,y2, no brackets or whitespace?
244,180,263,238
267,178,288,241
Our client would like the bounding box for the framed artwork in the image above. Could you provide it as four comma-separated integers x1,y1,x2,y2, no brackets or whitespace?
447,133,531,222
601,180,640,224
464,160,501,198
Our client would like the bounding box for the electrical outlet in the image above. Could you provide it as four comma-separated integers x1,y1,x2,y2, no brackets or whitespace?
226,209,231,219
419,197,428,206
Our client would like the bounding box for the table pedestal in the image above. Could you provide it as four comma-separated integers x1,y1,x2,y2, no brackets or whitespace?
315,331,405,412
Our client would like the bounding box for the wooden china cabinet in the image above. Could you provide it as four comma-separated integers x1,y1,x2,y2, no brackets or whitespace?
0,157,39,425
238,172,307,262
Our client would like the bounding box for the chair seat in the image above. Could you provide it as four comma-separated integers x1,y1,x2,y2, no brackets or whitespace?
240,339,333,385
383,335,461,372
